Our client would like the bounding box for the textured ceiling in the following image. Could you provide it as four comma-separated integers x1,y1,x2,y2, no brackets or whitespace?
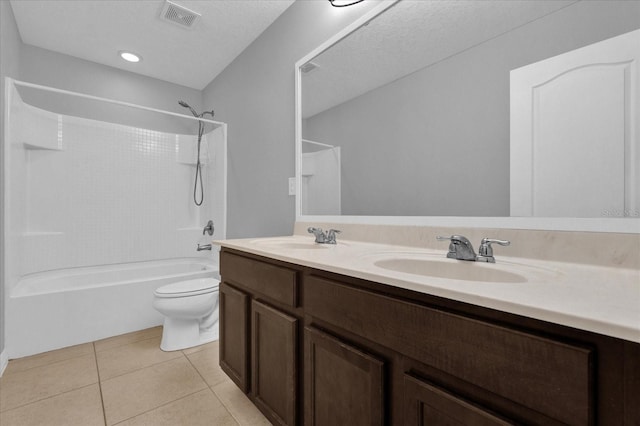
10,0,295,90
302,0,577,118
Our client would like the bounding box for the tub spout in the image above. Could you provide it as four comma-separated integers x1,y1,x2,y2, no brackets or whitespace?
197,244,212,251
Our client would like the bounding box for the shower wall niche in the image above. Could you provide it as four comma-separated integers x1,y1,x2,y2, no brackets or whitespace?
4,80,227,293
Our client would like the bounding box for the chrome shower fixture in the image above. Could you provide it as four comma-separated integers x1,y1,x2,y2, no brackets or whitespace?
179,100,214,118
179,100,215,206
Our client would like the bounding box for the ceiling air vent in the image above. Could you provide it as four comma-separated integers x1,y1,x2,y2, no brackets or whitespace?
160,1,201,29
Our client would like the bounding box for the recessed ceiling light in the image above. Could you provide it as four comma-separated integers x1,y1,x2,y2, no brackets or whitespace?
119,51,142,63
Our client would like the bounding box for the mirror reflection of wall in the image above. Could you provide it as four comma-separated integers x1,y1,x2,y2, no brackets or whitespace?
301,0,640,217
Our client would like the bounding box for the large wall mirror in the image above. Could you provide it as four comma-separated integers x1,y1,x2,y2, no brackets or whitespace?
295,0,640,232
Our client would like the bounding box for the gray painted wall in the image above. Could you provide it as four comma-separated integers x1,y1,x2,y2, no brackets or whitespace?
18,45,204,134
202,0,381,238
304,0,640,216
0,0,22,360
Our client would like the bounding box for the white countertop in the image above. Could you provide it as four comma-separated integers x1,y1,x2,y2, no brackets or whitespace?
215,235,640,343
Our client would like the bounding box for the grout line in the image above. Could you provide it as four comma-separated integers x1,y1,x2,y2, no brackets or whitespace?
98,355,185,383
183,346,244,425
110,388,207,426
3,348,95,376
0,382,98,414
94,328,163,353
93,342,108,426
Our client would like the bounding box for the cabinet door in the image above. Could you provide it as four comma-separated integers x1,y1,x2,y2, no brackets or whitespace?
219,282,249,392
403,375,515,426
305,326,384,426
251,300,298,426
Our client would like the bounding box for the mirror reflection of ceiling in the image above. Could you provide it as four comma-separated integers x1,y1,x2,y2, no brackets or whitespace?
302,0,574,119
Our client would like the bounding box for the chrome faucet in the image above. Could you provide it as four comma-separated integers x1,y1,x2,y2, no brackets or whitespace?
437,235,477,261
197,243,212,251
437,235,511,262
308,227,341,244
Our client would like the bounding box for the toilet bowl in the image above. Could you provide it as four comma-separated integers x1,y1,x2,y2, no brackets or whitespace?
152,278,220,351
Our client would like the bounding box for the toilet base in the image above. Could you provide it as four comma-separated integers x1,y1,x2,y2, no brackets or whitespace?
160,317,219,351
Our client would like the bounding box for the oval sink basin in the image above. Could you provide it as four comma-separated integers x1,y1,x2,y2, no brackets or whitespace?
373,258,527,283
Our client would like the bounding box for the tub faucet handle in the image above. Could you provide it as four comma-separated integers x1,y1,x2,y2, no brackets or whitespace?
203,220,214,236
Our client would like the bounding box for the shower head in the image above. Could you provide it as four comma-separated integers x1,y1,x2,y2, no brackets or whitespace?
178,100,198,117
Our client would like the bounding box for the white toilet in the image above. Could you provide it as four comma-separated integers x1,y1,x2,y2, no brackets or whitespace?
152,278,220,351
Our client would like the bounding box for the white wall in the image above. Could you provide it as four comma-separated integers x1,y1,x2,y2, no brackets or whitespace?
202,0,382,238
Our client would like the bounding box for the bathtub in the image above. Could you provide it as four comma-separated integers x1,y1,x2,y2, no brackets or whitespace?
7,258,218,358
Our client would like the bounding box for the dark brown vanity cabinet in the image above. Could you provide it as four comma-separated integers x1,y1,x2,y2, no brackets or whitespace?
219,251,300,425
219,248,640,426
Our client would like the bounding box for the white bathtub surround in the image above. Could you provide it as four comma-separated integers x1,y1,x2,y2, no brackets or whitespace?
7,258,218,359
216,224,640,343
3,80,228,359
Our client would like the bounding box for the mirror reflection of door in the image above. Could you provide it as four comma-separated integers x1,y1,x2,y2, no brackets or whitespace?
510,29,639,218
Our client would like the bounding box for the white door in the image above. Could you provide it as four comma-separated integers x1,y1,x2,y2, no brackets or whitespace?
510,29,639,217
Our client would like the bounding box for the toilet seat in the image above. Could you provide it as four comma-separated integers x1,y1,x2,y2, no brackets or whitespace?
155,278,219,298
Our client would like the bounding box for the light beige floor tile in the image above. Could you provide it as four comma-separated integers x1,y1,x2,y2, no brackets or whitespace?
96,336,182,381
0,353,98,412
115,389,238,426
182,339,218,355
185,341,228,387
0,384,104,426
4,343,94,375
212,380,272,426
101,356,207,425
95,327,163,353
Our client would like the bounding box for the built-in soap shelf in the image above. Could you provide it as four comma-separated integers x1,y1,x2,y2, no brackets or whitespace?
23,142,64,151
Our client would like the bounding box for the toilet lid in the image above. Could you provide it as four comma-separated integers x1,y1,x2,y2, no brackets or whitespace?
155,278,219,298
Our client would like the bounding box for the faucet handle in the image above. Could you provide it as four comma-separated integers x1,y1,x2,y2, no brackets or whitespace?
480,238,510,247
436,236,458,259
477,238,511,262
326,229,341,244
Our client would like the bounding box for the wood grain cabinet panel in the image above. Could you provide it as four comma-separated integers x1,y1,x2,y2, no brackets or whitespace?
251,300,298,426
403,374,515,426
305,326,385,426
304,276,593,426
221,251,298,307
219,282,249,392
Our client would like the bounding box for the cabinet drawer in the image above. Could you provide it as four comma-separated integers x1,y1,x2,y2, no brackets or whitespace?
304,276,593,426
221,251,298,307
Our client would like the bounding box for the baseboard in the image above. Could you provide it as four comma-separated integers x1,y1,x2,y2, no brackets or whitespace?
0,348,8,377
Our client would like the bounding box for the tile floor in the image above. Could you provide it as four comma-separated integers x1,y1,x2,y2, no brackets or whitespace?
0,327,271,426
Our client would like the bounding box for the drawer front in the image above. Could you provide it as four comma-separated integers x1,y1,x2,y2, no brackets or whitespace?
221,251,298,307
304,276,593,426
403,374,515,426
